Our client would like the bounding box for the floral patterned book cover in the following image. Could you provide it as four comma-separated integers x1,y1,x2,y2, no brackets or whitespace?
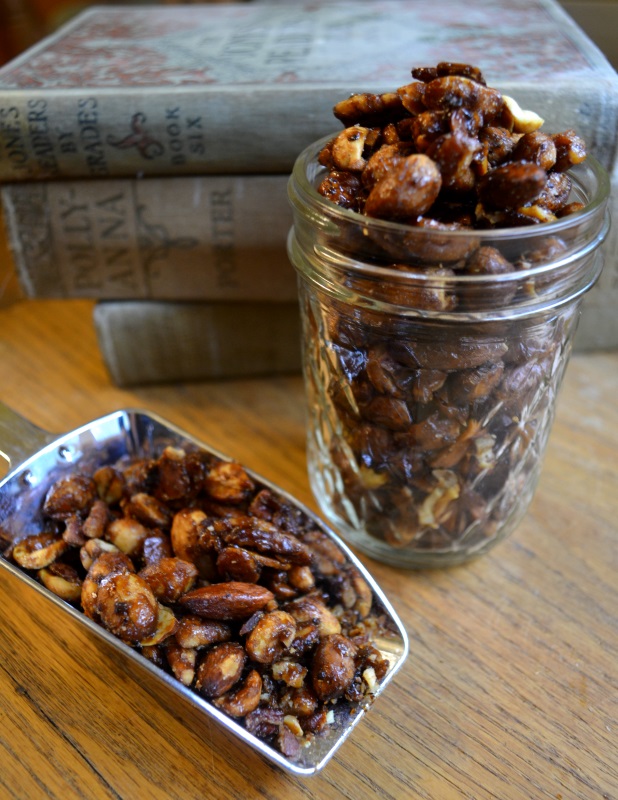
0,0,615,181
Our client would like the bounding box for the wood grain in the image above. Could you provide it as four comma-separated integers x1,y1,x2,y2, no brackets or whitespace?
0,298,616,800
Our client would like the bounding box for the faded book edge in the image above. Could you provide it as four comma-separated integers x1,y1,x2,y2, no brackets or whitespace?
93,300,302,387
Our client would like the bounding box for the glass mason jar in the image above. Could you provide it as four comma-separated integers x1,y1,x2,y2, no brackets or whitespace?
287,135,610,569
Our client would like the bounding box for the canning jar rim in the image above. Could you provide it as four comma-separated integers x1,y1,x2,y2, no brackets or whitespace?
287,227,605,322
303,210,610,287
289,132,611,248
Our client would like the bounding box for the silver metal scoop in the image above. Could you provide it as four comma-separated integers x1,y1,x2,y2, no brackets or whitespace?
0,405,408,776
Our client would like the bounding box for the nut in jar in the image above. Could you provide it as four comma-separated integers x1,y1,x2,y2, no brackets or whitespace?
287,62,610,568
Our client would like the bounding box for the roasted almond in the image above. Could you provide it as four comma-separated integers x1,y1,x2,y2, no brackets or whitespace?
178,581,274,620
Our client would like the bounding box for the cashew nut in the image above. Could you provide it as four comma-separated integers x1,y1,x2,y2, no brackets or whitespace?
213,669,262,717
502,94,544,133
38,562,82,603
245,610,296,664
139,604,178,646
12,532,68,570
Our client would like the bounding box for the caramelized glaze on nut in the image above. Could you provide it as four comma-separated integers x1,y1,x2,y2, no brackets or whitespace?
4,445,395,761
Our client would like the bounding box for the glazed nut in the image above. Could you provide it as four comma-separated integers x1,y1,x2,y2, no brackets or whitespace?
362,144,410,190
272,660,308,688
287,565,315,593
62,515,86,547
277,724,302,760
286,596,341,637
12,532,68,570
465,245,514,277
333,90,403,125
83,550,134,586
364,153,442,220
517,204,558,224
155,446,192,502
414,63,488,85
422,75,503,120
38,562,82,603
166,641,197,686
195,642,246,698
265,570,298,601
81,499,109,540
170,508,218,581
174,615,232,649
223,519,311,566
139,604,178,646
396,81,427,115
311,634,358,702
511,131,557,171
280,685,318,718
245,610,297,664
179,581,275,620
287,622,320,660
122,492,171,528
303,529,347,576
331,126,373,172
170,508,208,564
552,129,587,171
204,461,255,504
244,706,285,739
42,474,97,520
213,669,262,717
318,170,364,211
97,572,159,644
216,546,262,583
417,470,460,528
501,94,544,133
536,171,572,213
478,161,547,210
478,126,522,166
79,537,120,571
141,644,167,671
93,465,125,505
349,570,373,619
282,714,304,737
106,517,150,556
425,123,481,194
141,532,173,566
139,557,198,604
362,666,378,694
408,110,449,152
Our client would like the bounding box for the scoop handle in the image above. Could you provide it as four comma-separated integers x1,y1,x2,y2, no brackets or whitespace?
0,402,56,472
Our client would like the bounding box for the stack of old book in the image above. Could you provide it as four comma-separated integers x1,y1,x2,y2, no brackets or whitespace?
1,1,617,386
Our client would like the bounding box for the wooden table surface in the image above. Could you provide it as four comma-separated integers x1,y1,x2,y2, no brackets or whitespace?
0,296,616,800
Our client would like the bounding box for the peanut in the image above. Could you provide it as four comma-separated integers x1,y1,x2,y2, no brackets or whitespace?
195,642,246,698
97,572,159,644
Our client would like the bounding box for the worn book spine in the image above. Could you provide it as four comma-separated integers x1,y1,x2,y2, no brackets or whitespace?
93,300,302,386
0,1,616,180
0,174,297,300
